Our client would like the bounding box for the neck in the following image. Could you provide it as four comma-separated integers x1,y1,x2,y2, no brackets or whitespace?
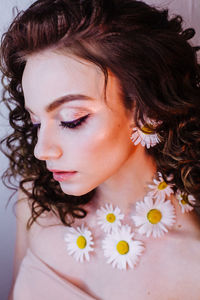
92,145,157,214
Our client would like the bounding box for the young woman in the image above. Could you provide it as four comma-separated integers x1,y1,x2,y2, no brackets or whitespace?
1,0,200,299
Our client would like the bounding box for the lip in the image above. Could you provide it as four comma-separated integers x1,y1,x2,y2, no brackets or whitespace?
48,170,77,182
48,169,76,173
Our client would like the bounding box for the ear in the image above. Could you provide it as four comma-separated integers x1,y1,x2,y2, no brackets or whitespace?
125,102,136,129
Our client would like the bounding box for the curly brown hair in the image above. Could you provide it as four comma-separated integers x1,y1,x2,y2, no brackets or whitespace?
1,0,200,229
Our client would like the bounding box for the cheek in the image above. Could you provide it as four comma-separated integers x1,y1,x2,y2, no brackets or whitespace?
66,119,133,171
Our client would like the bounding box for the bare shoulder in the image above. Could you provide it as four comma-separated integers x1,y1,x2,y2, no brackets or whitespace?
13,182,33,280
169,210,200,297
173,209,200,259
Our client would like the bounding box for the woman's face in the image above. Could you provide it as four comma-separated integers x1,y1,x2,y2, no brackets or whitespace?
22,49,135,196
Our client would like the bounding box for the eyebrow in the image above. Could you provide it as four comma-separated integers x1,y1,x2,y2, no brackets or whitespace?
26,94,94,114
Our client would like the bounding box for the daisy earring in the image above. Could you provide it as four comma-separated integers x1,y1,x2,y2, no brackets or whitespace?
130,117,161,149
64,224,94,262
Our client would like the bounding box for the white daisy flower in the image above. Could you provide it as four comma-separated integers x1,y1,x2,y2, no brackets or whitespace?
176,189,196,213
102,225,144,270
96,203,124,233
132,196,176,238
130,118,161,149
147,172,174,201
64,224,94,262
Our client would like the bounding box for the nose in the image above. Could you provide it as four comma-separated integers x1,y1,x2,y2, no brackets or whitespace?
34,128,63,161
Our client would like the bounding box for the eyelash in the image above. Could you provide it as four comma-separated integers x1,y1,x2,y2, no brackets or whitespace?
60,114,89,129
31,114,89,130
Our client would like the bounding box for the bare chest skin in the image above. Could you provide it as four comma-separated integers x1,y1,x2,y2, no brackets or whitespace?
27,205,200,300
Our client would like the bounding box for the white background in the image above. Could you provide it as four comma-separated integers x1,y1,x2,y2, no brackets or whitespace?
0,1,199,299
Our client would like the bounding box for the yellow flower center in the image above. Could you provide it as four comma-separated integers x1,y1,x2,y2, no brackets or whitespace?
147,209,162,224
116,240,129,255
76,235,87,249
141,125,154,134
106,213,116,223
158,181,168,190
181,194,188,205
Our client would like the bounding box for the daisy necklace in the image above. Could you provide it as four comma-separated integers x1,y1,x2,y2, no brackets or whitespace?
64,171,196,271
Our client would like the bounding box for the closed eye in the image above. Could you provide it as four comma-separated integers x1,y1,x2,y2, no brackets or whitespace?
30,114,90,131
60,114,89,129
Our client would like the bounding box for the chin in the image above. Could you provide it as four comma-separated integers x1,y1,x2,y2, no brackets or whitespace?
59,182,96,197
